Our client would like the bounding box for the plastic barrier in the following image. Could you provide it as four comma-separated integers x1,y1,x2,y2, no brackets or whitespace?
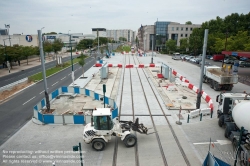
200,108,211,116
108,64,113,67
189,109,200,118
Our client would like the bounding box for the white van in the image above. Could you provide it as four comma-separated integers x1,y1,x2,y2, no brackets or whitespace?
172,53,181,60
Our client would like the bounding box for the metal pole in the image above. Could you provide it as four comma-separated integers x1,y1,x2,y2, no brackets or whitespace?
7,26,11,46
38,30,50,112
196,29,208,109
97,30,99,61
70,35,74,86
79,142,83,166
151,35,154,64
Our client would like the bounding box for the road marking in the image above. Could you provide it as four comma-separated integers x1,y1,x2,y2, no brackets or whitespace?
23,96,36,105
61,77,66,80
68,73,71,76
51,81,58,86
193,140,231,145
39,90,44,94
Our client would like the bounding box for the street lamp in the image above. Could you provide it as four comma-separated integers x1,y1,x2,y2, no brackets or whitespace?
151,35,154,64
68,30,74,86
5,24,11,46
3,38,10,73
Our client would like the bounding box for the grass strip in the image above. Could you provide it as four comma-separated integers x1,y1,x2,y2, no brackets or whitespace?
28,56,84,82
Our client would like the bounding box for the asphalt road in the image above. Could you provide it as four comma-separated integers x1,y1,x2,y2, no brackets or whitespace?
0,54,79,88
0,55,101,146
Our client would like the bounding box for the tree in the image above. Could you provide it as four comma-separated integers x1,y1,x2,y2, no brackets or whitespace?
179,38,189,53
76,39,94,51
52,39,64,65
43,41,53,59
213,38,225,53
119,37,127,42
20,46,34,65
185,21,192,25
78,53,85,77
45,32,57,34
165,39,177,53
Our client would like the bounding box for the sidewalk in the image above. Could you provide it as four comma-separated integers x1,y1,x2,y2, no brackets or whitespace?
0,52,72,78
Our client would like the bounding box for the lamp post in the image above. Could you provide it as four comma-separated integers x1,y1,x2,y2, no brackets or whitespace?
68,30,74,86
3,39,10,73
151,35,154,64
5,24,11,46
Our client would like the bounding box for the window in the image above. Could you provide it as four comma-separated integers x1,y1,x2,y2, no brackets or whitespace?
186,27,188,31
181,34,183,37
185,34,188,37
181,27,183,31
176,27,179,31
190,28,193,31
172,27,174,31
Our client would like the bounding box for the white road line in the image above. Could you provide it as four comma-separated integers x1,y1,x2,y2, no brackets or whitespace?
68,73,71,76
23,96,36,105
61,77,66,80
51,81,58,86
39,90,44,94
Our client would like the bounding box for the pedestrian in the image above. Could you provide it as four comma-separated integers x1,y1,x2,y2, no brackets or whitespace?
18,60,20,66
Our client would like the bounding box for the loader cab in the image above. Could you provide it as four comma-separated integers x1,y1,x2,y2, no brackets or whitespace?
93,116,113,130
92,108,114,131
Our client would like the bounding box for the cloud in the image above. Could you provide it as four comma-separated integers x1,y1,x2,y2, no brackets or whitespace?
0,0,249,34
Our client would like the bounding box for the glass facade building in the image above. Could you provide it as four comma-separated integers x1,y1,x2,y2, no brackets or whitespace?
155,21,171,51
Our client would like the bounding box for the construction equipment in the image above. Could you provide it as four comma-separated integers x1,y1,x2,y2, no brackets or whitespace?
203,66,238,91
216,92,250,165
82,108,153,151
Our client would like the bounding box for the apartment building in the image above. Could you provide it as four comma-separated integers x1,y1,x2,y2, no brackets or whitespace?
106,29,136,42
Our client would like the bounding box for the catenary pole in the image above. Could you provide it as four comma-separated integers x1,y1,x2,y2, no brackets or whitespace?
196,29,208,109
38,30,50,112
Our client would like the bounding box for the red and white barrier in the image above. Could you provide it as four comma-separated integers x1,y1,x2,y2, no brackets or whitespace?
172,69,214,112
94,63,160,68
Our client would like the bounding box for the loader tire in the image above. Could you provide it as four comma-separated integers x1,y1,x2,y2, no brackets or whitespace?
92,139,106,151
218,115,224,127
123,134,137,147
224,125,231,138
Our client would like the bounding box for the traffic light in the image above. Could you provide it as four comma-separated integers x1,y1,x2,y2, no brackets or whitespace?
73,145,79,151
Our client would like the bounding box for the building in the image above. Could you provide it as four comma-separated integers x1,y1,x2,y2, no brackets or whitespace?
138,21,201,51
167,22,201,46
0,34,39,47
0,29,8,35
137,25,155,52
92,28,107,38
106,29,136,43
0,33,95,49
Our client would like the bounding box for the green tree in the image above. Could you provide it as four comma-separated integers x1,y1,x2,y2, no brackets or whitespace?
76,39,94,51
52,39,64,65
185,21,192,25
213,38,225,53
20,46,34,65
119,37,127,42
179,38,189,53
43,41,53,59
165,39,177,53
78,53,85,77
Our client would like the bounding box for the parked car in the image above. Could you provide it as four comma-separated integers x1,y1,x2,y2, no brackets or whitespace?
240,57,248,61
224,59,235,64
189,58,197,63
199,61,212,66
194,58,202,64
186,56,194,61
206,55,212,59
239,61,250,67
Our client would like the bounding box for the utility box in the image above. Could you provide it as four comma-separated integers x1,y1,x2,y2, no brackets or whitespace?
100,63,108,79
162,64,169,79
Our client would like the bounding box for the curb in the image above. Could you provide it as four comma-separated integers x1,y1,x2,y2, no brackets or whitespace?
0,56,93,104
0,82,35,104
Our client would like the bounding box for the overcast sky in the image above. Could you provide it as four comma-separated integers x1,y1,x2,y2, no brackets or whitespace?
0,0,249,35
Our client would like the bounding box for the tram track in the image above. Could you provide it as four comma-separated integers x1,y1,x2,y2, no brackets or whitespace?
133,55,191,166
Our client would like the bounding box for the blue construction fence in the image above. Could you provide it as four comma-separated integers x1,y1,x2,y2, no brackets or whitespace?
33,86,118,125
